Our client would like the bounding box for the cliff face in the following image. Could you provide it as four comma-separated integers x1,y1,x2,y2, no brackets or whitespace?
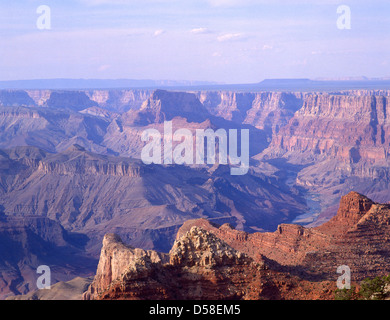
254,91,390,215
0,89,153,113
0,91,36,107
84,226,308,300
83,233,168,300
180,192,390,282
266,93,390,164
102,89,269,159
36,145,145,177
4,89,389,170
0,106,111,154
83,191,390,300
138,90,210,124
84,90,153,113
196,91,304,138
197,91,256,124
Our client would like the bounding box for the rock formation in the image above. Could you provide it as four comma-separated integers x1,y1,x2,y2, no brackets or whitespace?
83,226,318,300
181,192,390,281
265,93,390,163
84,191,390,300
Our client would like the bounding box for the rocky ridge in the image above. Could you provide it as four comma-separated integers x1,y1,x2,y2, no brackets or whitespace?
181,192,390,281
84,226,334,300
83,192,390,300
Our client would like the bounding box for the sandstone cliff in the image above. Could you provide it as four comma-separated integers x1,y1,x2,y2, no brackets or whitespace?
84,226,330,300
180,192,390,282
196,91,304,139
84,191,390,300
265,93,390,164
256,90,390,217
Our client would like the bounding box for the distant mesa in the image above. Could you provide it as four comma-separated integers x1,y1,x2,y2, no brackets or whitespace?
130,89,210,125
1,77,390,91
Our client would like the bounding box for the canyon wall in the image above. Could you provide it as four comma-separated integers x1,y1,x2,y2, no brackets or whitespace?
266,93,390,164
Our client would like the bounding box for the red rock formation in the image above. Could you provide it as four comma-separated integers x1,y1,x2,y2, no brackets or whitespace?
85,191,390,300
84,225,337,300
265,93,390,164
182,192,390,281
196,91,304,137
83,233,168,300
84,227,268,300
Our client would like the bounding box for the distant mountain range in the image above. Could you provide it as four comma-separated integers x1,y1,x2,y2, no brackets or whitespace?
1,77,390,91
0,79,220,90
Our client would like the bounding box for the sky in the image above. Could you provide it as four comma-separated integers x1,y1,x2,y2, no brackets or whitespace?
0,0,389,83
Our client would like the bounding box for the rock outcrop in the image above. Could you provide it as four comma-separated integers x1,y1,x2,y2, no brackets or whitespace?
84,191,390,300
84,226,324,300
181,192,390,282
130,90,211,125
83,233,168,300
86,218,364,300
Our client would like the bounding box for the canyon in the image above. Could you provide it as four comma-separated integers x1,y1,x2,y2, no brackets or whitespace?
0,88,390,299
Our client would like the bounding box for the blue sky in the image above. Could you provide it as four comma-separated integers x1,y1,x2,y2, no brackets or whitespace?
0,0,389,83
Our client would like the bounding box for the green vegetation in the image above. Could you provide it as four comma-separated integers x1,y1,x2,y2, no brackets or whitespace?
334,275,390,300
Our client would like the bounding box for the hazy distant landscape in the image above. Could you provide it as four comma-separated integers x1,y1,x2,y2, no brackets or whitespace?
1,77,390,91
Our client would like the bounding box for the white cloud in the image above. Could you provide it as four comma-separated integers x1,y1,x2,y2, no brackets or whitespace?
190,28,211,35
153,29,165,37
217,33,244,42
98,64,111,71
